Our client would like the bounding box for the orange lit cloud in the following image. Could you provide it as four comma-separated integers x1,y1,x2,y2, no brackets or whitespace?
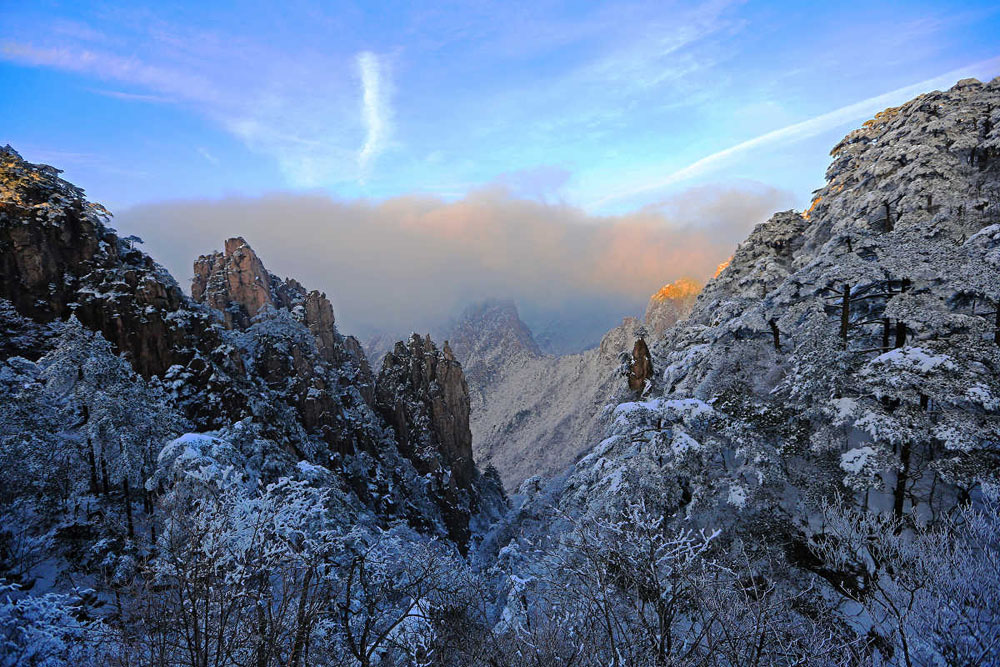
117,181,793,337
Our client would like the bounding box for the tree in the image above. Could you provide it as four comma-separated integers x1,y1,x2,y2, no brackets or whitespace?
812,500,1000,666
40,317,184,538
332,527,470,667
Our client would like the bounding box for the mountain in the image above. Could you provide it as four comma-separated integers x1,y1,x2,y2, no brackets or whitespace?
2,76,999,666
644,277,701,337
448,279,700,488
488,77,1000,664
0,143,503,564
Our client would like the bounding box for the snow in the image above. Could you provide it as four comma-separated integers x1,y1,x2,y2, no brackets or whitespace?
840,446,877,474
671,430,701,455
831,397,858,423
869,346,956,374
966,383,1000,411
295,460,329,480
727,484,748,508
612,397,712,426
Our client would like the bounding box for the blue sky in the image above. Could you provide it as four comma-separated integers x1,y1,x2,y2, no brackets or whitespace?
3,1,999,215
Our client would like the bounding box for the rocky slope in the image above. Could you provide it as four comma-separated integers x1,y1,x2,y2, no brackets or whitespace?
476,77,1000,666
0,146,503,547
511,75,1000,553
450,279,700,488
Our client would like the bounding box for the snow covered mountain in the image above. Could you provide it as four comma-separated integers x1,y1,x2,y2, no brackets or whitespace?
0,144,506,661
2,75,999,666
446,280,700,488
486,77,1000,665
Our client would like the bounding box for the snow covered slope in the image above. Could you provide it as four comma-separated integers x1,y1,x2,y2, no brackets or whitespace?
450,281,699,488
522,75,1000,538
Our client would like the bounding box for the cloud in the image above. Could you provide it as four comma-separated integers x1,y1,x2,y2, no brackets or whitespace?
573,0,737,93
494,165,572,201
197,147,220,166
91,89,177,104
0,37,366,188
0,41,217,103
592,55,1000,208
357,51,390,178
115,181,793,338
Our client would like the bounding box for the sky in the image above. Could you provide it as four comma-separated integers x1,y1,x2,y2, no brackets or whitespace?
2,1,999,343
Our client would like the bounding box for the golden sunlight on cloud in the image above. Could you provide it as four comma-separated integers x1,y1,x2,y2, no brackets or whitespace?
117,182,793,334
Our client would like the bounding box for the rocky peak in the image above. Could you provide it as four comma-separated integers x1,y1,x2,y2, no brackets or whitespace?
445,299,542,407
192,237,275,329
448,299,541,361
375,333,476,490
644,277,701,338
190,237,352,368
374,332,482,546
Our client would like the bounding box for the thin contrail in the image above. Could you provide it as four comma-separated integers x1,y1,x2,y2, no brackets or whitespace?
590,55,1000,209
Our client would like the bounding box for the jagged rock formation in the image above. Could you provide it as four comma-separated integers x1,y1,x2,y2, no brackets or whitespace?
0,146,503,548
189,236,374,405
626,335,653,394
450,284,698,488
375,334,475,489
1,148,206,380
193,237,274,328
374,333,488,545
192,237,358,368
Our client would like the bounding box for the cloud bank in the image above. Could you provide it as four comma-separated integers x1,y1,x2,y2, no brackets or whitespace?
116,182,793,342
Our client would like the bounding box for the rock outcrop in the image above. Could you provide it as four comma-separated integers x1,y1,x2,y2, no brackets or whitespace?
192,237,274,328
644,277,701,337
375,334,475,489
375,333,484,545
192,237,351,363
0,145,241,418
627,335,653,394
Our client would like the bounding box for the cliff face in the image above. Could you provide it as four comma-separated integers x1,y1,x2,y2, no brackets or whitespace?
375,334,480,543
1,147,194,379
192,237,274,328
376,334,475,488
0,146,249,427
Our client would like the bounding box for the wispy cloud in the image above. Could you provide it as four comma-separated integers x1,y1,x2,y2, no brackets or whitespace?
91,88,176,104
573,0,737,93
357,51,390,179
1,41,216,103
591,55,1000,208
1,36,371,188
197,147,220,166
